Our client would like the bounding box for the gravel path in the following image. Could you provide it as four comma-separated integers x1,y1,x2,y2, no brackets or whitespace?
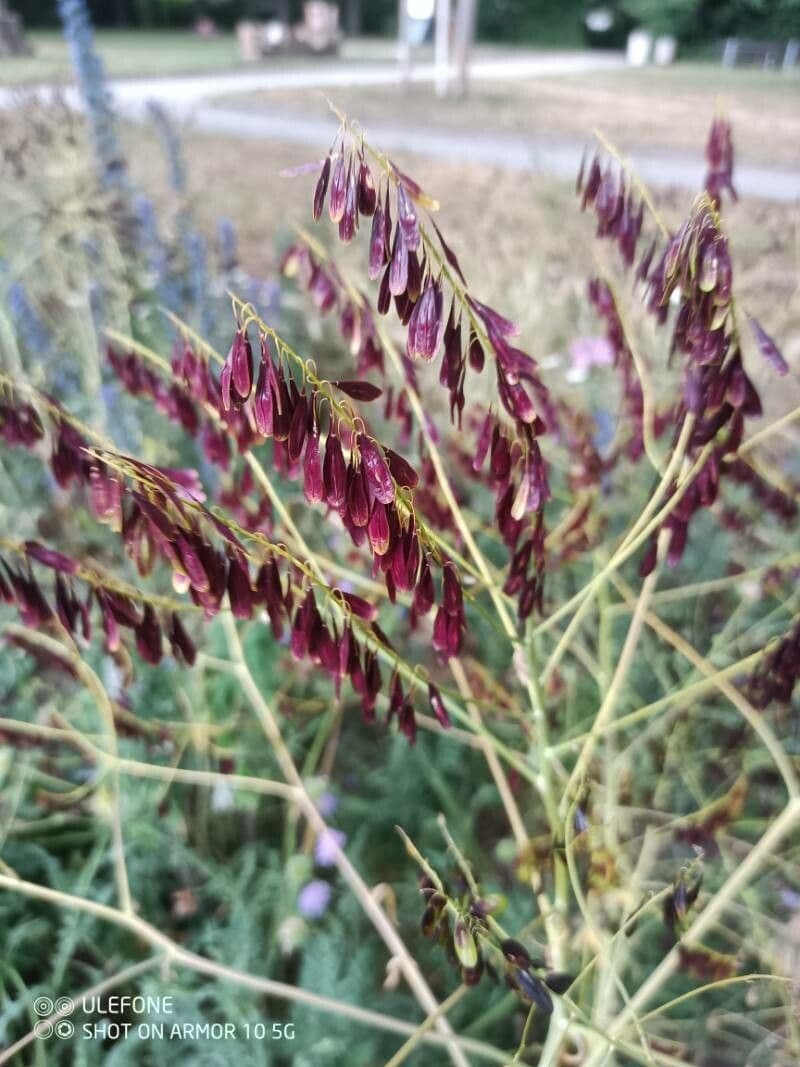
2,52,798,202
171,105,800,202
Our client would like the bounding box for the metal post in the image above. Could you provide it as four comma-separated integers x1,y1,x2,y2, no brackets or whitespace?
397,0,411,85
434,0,451,98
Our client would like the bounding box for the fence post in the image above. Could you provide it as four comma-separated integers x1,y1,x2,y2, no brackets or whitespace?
722,37,738,67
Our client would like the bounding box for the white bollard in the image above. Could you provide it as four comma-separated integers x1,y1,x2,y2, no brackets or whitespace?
626,29,653,68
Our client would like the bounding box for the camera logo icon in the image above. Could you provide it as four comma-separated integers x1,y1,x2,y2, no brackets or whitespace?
33,995,75,1039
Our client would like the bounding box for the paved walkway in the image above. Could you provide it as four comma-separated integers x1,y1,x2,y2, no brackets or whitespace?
171,105,800,203
2,52,798,202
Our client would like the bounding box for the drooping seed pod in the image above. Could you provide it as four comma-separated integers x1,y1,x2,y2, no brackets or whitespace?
357,158,377,216
323,432,348,512
337,591,378,622
543,972,575,995
407,282,444,362
339,162,358,243
347,461,370,527
367,502,391,556
453,916,478,970
328,154,348,223
501,939,532,967
168,611,197,666
312,155,331,221
369,202,388,279
303,425,323,503
287,392,310,463
420,892,447,938
24,542,79,575
389,228,409,297
333,380,383,402
359,434,395,505
397,182,420,251
227,555,253,619
413,555,435,616
428,683,451,729
748,315,788,376
512,969,553,1014
384,448,419,489
135,604,163,665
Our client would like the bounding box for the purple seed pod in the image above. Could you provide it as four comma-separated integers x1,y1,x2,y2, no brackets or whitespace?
396,182,420,251
227,556,253,619
357,159,377,216
407,282,444,362
169,612,196,666
347,460,370,527
428,683,451,728
328,154,347,223
368,502,391,556
389,228,409,297
338,162,358,243
323,432,348,512
748,315,788,376
135,604,163,665
303,426,324,503
359,434,395,505
313,155,331,221
369,202,388,279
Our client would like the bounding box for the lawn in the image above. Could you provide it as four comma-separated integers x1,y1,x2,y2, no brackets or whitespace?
0,30,401,85
216,63,800,169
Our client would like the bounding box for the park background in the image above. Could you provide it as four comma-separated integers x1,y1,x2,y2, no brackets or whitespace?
1,2,799,1066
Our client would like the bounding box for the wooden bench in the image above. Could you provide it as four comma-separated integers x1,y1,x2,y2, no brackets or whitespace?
721,37,799,71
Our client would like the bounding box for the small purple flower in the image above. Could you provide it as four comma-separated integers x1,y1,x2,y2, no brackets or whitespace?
568,336,614,382
314,828,346,867
317,792,338,818
297,880,332,919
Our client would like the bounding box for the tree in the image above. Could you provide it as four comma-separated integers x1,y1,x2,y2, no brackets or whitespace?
622,0,701,38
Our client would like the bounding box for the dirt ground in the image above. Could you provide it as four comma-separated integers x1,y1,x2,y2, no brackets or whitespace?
213,64,800,170
124,117,800,440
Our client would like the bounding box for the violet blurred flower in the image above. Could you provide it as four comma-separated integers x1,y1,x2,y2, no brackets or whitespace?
567,336,614,382
314,828,346,867
297,880,332,919
317,792,339,818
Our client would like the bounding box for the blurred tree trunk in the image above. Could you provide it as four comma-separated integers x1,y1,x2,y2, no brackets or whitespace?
434,0,452,97
452,0,478,98
344,0,361,36
397,0,411,85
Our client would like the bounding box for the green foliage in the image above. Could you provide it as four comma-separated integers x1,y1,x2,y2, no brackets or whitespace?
622,0,701,37
477,0,585,47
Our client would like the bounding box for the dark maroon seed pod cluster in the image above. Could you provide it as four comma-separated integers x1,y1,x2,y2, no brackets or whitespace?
308,135,553,619
579,123,789,575
576,152,644,267
417,881,555,1009
0,540,196,668
748,620,800,708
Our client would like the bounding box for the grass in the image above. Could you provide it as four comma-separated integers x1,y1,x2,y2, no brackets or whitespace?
215,63,800,169
1,31,603,87
0,31,405,85
2,30,240,84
